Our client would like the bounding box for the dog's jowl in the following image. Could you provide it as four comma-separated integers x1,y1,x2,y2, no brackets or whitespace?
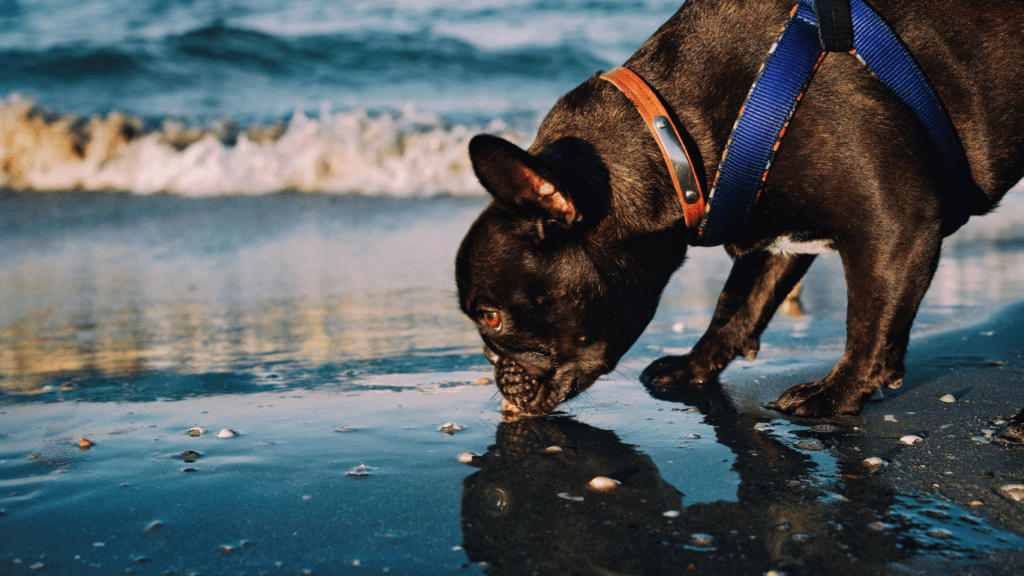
455,0,1024,427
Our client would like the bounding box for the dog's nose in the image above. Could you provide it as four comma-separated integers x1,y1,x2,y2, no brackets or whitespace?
483,345,501,366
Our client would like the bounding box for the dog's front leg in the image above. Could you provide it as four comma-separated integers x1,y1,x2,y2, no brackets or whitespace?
772,229,942,417
641,251,816,387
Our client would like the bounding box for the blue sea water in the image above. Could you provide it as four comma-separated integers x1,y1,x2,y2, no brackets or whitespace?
0,0,691,194
0,0,681,122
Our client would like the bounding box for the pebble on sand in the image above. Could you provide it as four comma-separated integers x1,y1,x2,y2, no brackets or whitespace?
588,476,621,491
438,422,465,435
869,389,885,402
998,484,1024,502
544,445,564,453
186,428,205,437
216,429,237,438
690,533,714,547
557,492,584,502
77,438,93,448
456,452,479,464
884,415,897,422
795,439,825,451
663,510,680,518
899,435,923,445
862,457,886,470
348,464,372,477
939,394,957,403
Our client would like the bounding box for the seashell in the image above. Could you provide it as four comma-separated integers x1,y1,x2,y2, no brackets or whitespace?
884,414,897,422
456,452,479,464
998,484,1024,502
972,436,991,444
926,528,953,539
438,422,465,435
474,377,492,385
348,464,371,477
754,422,772,431
867,521,891,531
544,445,564,453
690,533,714,547
862,457,886,470
970,500,984,507
672,322,686,333
216,429,237,438
588,476,621,491
556,492,584,502
178,450,201,461
663,510,680,518
186,428,205,437
899,435,923,445
77,438,94,448
333,425,355,433
939,394,956,403
683,433,701,439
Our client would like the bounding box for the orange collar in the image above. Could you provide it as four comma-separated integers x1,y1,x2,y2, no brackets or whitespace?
600,67,706,232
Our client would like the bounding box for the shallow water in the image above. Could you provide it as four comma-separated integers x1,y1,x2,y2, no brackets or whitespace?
3,192,1024,574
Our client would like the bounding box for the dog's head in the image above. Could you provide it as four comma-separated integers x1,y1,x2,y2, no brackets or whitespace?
456,115,689,415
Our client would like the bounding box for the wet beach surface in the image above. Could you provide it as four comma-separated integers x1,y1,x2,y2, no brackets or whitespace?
3,192,1024,575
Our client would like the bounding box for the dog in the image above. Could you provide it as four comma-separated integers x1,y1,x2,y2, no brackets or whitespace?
455,0,1024,428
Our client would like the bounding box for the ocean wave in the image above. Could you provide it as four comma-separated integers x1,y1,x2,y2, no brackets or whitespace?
0,96,532,196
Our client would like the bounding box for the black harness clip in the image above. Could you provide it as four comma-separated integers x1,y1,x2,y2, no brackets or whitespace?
813,0,854,52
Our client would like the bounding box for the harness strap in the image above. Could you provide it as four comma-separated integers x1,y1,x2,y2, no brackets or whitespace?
601,0,972,247
599,67,706,232
698,0,825,246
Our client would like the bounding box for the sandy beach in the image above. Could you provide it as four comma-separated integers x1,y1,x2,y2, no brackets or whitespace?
2,191,1024,575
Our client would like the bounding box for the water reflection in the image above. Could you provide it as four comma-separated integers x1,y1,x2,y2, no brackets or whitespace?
461,382,1015,575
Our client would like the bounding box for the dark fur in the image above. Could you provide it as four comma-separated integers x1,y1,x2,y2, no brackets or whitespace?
456,0,1024,422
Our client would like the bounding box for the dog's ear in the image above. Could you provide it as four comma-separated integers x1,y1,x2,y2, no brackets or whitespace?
469,134,580,226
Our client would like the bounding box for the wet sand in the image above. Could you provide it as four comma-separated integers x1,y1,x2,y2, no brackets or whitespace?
2,192,1024,574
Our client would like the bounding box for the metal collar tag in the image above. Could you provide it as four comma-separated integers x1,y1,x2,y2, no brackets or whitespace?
600,67,706,232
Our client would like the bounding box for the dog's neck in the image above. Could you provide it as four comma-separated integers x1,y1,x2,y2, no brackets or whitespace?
529,0,794,246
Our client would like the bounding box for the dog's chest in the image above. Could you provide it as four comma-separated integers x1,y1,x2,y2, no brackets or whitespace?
766,235,837,255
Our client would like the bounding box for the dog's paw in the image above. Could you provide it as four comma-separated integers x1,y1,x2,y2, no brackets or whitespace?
640,354,720,387
769,379,868,417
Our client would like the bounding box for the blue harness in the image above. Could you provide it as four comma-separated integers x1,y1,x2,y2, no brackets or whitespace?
693,0,972,246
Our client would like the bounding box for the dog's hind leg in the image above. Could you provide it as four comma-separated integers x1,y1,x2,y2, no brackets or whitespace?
641,251,815,387
771,219,943,417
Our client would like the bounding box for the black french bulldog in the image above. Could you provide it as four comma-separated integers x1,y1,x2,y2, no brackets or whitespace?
455,0,1024,422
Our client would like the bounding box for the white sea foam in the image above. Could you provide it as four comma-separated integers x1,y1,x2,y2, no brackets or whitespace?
0,96,531,196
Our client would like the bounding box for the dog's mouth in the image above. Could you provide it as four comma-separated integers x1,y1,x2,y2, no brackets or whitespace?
484,345,597,417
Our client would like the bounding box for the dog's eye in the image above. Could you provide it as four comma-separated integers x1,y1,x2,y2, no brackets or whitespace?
482,310,502,329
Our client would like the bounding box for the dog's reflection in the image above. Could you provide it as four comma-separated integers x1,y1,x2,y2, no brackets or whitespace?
460,384,910,575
